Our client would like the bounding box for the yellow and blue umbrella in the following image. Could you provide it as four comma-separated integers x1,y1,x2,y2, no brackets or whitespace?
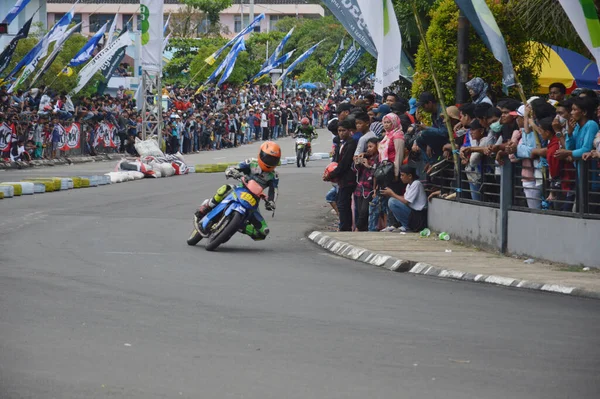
533,42,600,94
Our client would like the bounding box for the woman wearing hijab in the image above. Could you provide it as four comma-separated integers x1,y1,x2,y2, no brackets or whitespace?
466,77,493,105
379,113,406,179
377,113,407,232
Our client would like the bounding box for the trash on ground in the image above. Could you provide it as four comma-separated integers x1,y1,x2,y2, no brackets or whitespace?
445,249,452,253
439,232,450,241
524,258,535,264
419,228,431,237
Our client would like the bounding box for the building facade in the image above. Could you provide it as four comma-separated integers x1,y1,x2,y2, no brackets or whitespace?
46,0,324,36
0,0,47,49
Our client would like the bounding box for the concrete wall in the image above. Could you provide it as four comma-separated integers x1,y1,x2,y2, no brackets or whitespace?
507,211,600,267
428,199,600,268
428,199,501,251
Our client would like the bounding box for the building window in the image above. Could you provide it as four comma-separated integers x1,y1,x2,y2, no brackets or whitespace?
234,15,250,33
123,14,136,30
71,13,82,33
89,14,114,33
269,15,287,31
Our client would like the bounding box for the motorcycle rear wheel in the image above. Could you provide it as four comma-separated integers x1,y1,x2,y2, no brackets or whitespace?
205,212,243,251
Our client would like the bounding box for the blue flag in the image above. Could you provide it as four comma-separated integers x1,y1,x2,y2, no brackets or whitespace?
252,50,296,83
218,39,246,86
2,0,31,25
263,27,294,69
68,22,108,67
276,40,325,85
454,0,516,91
205,37,245,85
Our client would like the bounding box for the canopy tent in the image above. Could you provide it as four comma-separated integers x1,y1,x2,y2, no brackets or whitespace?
532,42,600,94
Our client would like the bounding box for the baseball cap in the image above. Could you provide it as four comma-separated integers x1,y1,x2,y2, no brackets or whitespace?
416,92,436,107
409,98,417,115
390,102,408,114
372,103,391,115
517,105,526,117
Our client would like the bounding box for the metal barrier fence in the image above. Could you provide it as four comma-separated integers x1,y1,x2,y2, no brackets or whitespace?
427,155,600,220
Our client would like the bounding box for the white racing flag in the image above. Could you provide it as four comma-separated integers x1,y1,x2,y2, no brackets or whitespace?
71,32,133,94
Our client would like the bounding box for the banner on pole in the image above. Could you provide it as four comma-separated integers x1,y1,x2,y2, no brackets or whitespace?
455,0,516,92
71,32,133,94
0,14,33,77
140,0,164,74
557,0,600,77
357,0,401,95
321,0,377,58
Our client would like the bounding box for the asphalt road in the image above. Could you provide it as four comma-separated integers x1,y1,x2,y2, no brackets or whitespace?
1,137,599,399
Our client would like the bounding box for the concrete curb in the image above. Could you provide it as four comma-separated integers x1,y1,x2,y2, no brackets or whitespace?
308,231,600,300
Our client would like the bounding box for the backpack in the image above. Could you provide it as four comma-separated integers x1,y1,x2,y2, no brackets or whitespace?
373,160,395,189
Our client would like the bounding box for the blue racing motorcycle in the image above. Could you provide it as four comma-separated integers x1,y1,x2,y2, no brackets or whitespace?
187,173,270,251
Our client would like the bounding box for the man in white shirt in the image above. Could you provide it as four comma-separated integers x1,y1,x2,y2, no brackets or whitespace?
381,165,428,232
260,109,268,140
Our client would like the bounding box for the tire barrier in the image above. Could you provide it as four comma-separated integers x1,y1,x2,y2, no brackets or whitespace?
70,177,82,189
33,183,47,194
0,184,14,198
0,183,27,196
0,191,3,199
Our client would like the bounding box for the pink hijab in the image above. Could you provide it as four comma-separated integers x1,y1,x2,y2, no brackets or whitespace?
379,114,404,162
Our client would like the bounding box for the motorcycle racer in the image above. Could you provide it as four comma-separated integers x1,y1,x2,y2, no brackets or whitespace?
294,117,318,158
194,141,281,241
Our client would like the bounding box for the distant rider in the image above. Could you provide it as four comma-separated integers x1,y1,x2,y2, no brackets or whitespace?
294,117,318,158
194,141,281,241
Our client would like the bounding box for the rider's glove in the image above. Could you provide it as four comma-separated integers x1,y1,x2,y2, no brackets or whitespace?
265,200,276,211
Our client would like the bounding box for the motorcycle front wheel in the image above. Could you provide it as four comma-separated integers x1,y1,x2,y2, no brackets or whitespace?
296,148,304,168
187,228,203,246
205,212,244,251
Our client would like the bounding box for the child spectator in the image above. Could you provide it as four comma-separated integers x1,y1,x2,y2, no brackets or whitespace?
532,117,575,211
353,137,379,231
460,119,495,201
323,119,358,231
381,165,427,232
353,112,376,156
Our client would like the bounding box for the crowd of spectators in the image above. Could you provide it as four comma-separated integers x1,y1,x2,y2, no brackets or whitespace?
0,83,358,163
322,81,600,232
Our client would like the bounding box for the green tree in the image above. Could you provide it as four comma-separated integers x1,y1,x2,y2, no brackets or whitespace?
183,0,232,34
299,62,328,83
412,0,540,105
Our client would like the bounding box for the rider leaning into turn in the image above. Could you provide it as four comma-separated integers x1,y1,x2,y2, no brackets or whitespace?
294,117,318,158
194,141,281,241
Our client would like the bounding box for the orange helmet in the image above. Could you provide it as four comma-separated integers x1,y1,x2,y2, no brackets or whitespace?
301,117,310,125
258,141,281,172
